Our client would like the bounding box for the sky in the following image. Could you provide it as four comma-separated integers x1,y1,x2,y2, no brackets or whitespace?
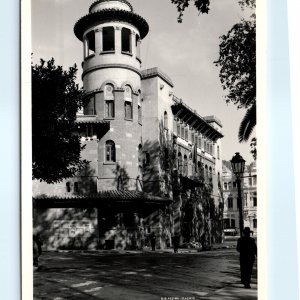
31,0,255,163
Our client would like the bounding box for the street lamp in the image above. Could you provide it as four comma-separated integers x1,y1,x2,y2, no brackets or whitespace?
230,152,246,237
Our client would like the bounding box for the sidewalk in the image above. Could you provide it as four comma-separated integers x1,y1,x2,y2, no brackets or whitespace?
201,283,258,300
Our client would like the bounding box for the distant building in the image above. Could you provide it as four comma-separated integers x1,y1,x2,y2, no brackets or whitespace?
33,0,224,250
222,161,257,235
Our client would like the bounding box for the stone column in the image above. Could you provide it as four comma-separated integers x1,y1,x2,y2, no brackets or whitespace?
131,31,136,57
84,36,89,59
115,26,122,54
95,28,103,54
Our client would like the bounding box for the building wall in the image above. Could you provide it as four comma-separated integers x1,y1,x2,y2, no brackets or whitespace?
222,162,257,235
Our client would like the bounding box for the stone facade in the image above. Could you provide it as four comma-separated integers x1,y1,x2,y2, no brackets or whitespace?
33,0,224,250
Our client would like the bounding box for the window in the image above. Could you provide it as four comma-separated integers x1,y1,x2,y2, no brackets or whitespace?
224,182,228,190
183,155,188,176
103,27,115,51
251,192,257,207
191,133,194,144
84,94,96,115
205,165,208,180
106,140,116,162
244,193,248,207
253,219,257,229
124,85,133,119
178,152,183,174
198,136,201,149
104,84,114,118
228,197,233,209
125,101,133,119
248,177,252,186
204,141,207,152
74,182,79,193
181,126,185,139
217,145,220,159
85,30,95,57
233,181,237,189
121,27,131,53
66,182,71,193
164,111,168,130
209,166,212,182
184,128,188,141
253,175,257,186
177,123,180,137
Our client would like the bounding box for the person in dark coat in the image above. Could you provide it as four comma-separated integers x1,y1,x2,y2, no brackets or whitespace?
150,232,156,251
237,227,257,288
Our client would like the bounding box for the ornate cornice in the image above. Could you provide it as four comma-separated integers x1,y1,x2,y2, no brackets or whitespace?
89,0,133,13
82,63,142,79
74,9,149,41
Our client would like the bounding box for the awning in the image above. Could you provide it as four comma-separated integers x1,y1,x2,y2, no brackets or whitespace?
33,190,172,210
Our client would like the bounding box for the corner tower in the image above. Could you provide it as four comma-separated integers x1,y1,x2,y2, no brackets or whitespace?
74,0,149,190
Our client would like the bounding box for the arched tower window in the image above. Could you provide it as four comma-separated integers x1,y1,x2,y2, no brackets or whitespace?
103,27,115,52
124,85,133,119
121,28,131,53
178,152,183,174
106,140,116,162
164,111,168,130
104,84,115,118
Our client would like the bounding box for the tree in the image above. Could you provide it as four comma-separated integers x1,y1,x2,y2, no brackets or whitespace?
215,16,256,142
32,58,88,184
171,0,256,142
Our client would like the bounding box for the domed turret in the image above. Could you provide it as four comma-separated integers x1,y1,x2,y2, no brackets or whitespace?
74,0,148,191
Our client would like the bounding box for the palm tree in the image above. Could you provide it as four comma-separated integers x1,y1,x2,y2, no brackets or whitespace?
238,102,256,143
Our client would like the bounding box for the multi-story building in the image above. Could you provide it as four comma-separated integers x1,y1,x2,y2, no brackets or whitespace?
222,161,257,235
33,0,224,250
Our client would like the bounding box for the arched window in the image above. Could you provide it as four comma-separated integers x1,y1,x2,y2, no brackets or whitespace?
124,85,133,119
66,182,71,193
106,140,116,162
184,128,188,141
209,166,212,181
164,111,168,130
176,122,180,136
205,165,208,180
217,145,220,159
184,155,188,176
224,182,228,190
121,27,131,53
178,152,183,174
104,84,115,118
103,27,115,51
181,126,185,139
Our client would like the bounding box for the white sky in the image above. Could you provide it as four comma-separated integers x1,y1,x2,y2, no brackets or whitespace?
31,0,255,163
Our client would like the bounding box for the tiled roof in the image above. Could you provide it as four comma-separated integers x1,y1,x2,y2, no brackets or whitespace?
75,115,110,125
33,190,172,208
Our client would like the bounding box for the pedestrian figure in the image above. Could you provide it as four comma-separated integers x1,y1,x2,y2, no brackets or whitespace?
150,232,156,251
237,227,257,288
172,234,179,253
33,233,43,269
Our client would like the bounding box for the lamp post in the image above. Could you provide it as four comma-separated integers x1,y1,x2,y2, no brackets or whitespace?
230,152,246,237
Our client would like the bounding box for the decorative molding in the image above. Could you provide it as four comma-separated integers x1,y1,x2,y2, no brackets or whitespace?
82,64,142,79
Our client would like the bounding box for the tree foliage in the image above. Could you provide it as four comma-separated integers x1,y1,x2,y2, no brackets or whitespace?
171,0,256,143
32,58,88,184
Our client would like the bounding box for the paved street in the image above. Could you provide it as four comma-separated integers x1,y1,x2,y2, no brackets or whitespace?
34,249,257,300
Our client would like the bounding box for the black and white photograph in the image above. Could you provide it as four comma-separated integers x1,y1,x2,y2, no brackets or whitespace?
29,0,258,299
